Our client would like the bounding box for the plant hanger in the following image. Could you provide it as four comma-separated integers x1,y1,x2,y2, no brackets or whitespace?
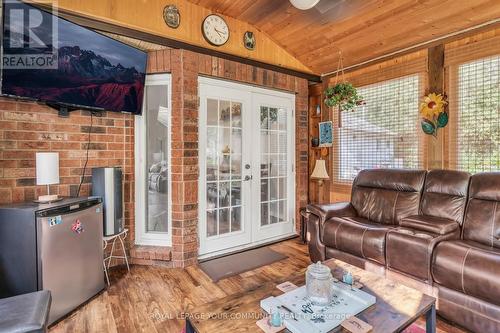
333,50,346,85
324,49,363,127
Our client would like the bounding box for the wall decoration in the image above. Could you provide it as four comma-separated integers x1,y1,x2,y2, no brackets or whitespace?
420,93,448,137
311,137,319,147
163,5,180,29
202,14,230,46
315,104,321,117
318,121,333,147
243,31,256,50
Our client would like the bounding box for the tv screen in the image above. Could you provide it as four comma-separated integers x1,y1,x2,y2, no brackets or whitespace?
1,0,147,114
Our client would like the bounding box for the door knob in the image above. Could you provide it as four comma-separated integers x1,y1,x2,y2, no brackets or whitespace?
244,175,252,181
245,164,251,169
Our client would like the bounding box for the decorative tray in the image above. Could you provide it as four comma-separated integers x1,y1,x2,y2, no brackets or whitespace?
261,282,375,333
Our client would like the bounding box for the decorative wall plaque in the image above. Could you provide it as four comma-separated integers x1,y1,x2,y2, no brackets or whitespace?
163,5,180,29
243,31,256,50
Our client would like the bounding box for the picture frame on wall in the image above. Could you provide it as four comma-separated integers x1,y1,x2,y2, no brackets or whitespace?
318,121,333,147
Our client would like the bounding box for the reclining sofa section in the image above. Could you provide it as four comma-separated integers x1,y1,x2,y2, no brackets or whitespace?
306,169,500,333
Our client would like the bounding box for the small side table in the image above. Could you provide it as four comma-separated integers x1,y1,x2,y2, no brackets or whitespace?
103,228,130,285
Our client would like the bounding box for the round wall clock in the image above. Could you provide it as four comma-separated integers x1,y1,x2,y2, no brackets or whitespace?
202,14,229,46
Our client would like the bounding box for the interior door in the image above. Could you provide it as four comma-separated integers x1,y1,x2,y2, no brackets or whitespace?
252,93,295,242
198,82,252,255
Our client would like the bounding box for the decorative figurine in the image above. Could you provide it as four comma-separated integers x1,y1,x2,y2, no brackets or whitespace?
244,31,256,50
163,5,180,29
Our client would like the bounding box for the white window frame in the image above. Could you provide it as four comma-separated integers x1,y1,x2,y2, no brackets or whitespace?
134,73,172,246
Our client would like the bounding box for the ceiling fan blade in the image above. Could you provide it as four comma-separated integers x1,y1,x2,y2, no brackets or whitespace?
314,0,370,24
314,0,344,14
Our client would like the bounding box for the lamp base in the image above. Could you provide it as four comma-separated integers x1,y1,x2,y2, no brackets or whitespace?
34,195,63,204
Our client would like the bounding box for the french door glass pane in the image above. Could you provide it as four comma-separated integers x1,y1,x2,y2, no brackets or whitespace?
206,99,243,237
145,85,169,233
260,106,288,226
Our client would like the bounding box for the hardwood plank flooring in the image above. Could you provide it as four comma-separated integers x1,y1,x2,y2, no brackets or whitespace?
49,239,468,333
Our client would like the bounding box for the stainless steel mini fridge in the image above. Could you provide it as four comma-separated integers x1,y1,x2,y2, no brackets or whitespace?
0,197,105,324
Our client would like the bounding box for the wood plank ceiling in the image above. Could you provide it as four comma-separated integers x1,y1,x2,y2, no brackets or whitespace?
188,0,500,75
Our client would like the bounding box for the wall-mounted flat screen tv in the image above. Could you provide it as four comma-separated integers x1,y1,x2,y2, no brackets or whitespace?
1,0,147,115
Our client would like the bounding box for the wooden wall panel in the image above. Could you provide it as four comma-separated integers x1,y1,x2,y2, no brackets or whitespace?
32,0,312,74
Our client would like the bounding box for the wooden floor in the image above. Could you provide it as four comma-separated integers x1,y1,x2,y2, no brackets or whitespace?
50,239,468,333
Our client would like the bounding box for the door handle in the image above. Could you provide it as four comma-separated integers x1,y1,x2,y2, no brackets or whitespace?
244,175,253,181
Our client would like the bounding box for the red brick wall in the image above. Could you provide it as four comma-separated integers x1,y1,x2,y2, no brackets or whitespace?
148,49,309,267
0,48,308,268
0,100,135,243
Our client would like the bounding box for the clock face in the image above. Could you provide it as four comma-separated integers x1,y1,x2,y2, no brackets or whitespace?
202,14,229,46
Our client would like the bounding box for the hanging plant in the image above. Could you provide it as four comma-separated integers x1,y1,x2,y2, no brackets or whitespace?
324,82,364,112
420,93,448,137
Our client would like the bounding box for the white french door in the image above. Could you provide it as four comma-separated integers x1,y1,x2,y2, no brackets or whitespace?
199,77,295,257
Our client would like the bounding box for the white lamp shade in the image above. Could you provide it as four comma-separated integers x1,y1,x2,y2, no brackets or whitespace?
311,159,330,180
36,152,60,185
289,0,320,10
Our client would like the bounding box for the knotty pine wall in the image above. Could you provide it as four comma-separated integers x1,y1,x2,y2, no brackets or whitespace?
31,0,312,74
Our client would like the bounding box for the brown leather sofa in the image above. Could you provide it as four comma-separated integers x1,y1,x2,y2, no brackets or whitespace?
432,172,500,333
306,169,500,333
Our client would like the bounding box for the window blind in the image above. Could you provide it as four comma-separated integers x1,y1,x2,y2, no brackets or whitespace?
337,75,422,182
453,55,500,173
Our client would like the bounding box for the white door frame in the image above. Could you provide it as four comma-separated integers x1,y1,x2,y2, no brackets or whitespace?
134,73,172,246
198,77,296,258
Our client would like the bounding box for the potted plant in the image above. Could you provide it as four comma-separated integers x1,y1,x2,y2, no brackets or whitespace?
324,82,364,112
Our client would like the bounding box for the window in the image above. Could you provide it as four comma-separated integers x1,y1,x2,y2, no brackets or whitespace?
456,56,500,173
135,73,172,246
338,75,421,181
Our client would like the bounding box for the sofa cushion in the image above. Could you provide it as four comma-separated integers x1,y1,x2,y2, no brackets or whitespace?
322,216,394,265
420,169,470,223
400,215,459,235
351,169,426,225
386,227,459,281
432,240,500,306
462,172,500,248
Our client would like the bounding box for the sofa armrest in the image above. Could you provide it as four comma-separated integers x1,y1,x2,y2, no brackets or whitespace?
306,202,357,224
305,202,357,263
400,215,460,235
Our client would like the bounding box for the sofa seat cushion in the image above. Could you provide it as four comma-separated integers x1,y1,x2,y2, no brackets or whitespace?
386,227,459,281
322,216,394,265
432,240,500,306
400,215,460,235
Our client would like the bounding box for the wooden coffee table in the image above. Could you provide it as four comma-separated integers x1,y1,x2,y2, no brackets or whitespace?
185,259,436,333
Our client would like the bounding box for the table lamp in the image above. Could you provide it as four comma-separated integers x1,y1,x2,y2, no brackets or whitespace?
36,152,61,203
311,159,330,186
